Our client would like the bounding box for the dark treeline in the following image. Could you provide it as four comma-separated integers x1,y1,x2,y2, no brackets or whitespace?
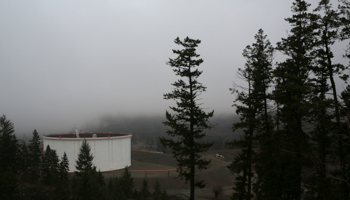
0,115,168,200
228,0,350,200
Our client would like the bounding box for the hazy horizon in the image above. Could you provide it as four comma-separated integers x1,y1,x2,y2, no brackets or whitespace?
1,0,348,136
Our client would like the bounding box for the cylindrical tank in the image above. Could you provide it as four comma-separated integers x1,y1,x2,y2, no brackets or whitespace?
42,132,132,172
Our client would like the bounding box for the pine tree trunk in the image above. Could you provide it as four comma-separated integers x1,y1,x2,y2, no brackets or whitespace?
247,140,252,200
189,68,195,200
325,36,349,199
191,165,195,200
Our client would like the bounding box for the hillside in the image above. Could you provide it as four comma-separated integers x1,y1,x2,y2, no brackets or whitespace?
104,147,241,199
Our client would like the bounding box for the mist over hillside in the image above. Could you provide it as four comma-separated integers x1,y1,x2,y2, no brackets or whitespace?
83,113,243,150
84,113,238,135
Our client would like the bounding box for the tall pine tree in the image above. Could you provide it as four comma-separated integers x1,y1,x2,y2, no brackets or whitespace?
228,29,274,200
305,0,346,198
160,37,214,200
272,0,316,199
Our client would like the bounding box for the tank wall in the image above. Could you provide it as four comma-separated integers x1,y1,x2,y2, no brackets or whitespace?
43,136,131,172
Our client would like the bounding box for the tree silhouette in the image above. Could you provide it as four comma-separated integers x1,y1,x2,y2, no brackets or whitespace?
160,36,213,200
73,139,104,200
41,145,59,185
0,115,19,199
228,29,274,200
28,129,41,182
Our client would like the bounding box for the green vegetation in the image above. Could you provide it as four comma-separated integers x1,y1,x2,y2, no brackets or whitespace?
72,139,105,200
140,178,151,200
160,36,214,200
0,121,171,200
55,152,70,200
28,129,41,182
41,145,59,185
229,0,350,199
0,115,19,200
121,167,135,198
153,179,168,200
228,28,274,200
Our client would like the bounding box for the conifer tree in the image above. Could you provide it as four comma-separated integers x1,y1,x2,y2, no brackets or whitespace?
339,0,350,40
226,1,350,199
107,176,127,200
339,0,350,81
228,29,274,200
41,145,59,185
0,115,19,199
334,86,350,200
271,0,316,199
160,36,214,200
54,152,70,200
73,139,104,200
153,178,162,200
58,152,69,183
28,129,42,182
18,142,29,181
0,115,18,171
304,1,347,198
120,167,135,199
338,2,350,197
141,178,151,200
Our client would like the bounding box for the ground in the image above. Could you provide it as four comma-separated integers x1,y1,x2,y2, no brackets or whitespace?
103,148,241,200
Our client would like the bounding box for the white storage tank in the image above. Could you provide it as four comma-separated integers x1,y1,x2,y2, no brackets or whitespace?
42,132,132,172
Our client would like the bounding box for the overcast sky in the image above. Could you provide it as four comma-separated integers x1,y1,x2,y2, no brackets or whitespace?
0,0,348,136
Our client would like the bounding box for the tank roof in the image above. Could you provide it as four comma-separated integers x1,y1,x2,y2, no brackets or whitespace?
44,132,130,138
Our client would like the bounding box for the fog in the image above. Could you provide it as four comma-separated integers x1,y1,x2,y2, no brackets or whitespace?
0,0,348,136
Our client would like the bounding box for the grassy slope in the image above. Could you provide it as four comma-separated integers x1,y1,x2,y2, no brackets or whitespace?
104,148,240,190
